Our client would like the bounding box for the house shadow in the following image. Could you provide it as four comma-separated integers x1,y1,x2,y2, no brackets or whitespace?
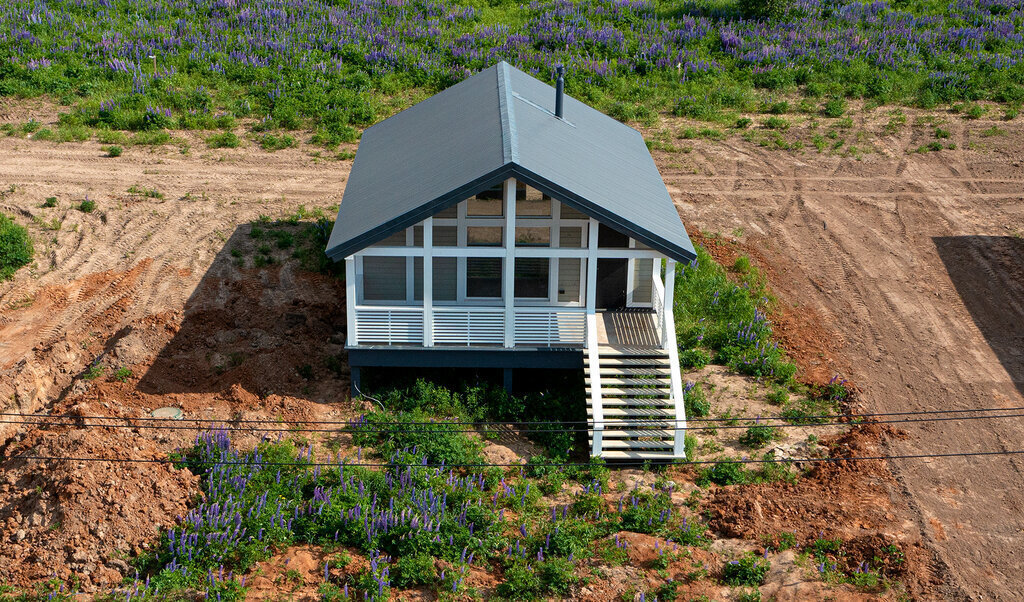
933,236,1024,398
135,222,349,404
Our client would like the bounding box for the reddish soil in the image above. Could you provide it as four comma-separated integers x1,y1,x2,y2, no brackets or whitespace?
650,108,1024,599
1,102,1021,598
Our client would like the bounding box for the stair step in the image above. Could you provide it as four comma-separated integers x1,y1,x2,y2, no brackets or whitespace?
599,429,676,438
596,399,674,407
586,355,670,366
586,387,672,397
587,407,674,417
599,450,684,461
596,367,671,377
588,439,674,450
586,377,670,387
597,346,669,358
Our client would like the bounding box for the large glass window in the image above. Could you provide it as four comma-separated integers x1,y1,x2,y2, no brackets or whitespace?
467,258,502,298
515,258,549,298
362,257,407,301
515,227,550,247
558,258,582,303
467,226,502,246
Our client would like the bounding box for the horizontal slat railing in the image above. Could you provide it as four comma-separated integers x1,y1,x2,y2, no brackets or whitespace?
433,307,505,345
354,307,424,344
513,307,586,346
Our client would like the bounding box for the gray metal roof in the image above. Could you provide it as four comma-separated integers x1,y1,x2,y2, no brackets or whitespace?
326,62,696,264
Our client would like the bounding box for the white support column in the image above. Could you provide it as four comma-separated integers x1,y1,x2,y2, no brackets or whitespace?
586,218,599,312
663,259,676,351
625,238,636,307
423,217,434,347
586,218,603,456
345,256,357,346
503,178,516,348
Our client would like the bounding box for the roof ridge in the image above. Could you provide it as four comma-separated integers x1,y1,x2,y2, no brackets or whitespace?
496,62,518,165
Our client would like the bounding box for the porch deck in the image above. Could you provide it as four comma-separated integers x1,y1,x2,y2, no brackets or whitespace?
595,309,660,348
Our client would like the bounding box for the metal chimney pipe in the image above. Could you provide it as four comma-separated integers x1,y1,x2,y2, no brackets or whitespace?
555,65,565,118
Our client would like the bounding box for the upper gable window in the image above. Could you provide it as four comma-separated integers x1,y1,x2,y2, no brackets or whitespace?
516,183,551,218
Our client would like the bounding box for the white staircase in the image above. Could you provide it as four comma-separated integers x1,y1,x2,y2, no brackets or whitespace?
584,258,686,461
585,346,685,460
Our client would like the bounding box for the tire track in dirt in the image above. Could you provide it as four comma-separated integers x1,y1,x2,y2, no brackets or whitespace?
660,119,1024,599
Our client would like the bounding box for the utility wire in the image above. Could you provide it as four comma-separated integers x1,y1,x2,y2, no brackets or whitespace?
7,448,1024,469
4,410,1024,434
3,405,1023,427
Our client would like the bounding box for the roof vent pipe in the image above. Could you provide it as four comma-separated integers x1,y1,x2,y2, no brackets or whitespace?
555,65,565,118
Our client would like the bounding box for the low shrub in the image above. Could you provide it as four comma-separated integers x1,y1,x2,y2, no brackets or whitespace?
739,425,781,448
350,409,484,466
723,552,771,586
106,145,122,157
0,213,34,280
684,381,710,417
823,98,846,118
680,348,711,369
78,199,96,213
207,131,240,148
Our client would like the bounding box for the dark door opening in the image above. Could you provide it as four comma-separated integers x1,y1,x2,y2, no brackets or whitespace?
596,258,628,309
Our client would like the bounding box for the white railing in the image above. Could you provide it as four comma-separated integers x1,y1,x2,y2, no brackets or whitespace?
354,307,424,344
514,307,586,346
353,305,588,347
585,311,604,456
652,269,666,347
433,307,505,345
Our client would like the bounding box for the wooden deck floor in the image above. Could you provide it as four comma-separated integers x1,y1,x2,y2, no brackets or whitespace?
596,309,660,347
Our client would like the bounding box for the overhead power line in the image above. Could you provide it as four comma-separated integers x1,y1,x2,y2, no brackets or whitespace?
3,405,1023,427
2,410,1024,435
7,448,1024,469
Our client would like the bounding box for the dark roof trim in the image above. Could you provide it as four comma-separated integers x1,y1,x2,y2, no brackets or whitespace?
324,166,510,261
508,167,698,264
327,164,697,264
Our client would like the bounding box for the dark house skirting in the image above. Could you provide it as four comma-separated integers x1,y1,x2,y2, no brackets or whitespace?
347,347,583,395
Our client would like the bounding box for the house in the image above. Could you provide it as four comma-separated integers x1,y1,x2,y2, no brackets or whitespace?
325,62,697,460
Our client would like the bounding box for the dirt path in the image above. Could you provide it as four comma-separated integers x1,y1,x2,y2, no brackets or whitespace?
1,109,1022,597
651,114,1024,599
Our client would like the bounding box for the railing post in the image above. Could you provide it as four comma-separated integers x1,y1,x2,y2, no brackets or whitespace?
663,259,675,351
423,217,433,347
346,256,357,347
503,178,516,348
586,312,603,457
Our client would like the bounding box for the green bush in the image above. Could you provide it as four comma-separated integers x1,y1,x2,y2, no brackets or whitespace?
765,387,789,406
351,408,484,466
823,98,846,118
42,196,58,208
78,199,96,213
722,552,771,586
738,0,792,20
762,116,789,130
207,131,240,148
681,347,711,369
497,563,542,599
699,460,747,486
739,425,780,449
106,145,122,157
0,213,33,280
392,553,435,587
684,381,710,417
260,133,296,151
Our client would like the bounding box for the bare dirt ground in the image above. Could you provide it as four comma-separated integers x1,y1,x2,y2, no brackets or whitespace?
0,101,1021,599
648,109,1024,600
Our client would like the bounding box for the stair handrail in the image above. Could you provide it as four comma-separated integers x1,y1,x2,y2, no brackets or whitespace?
585,311,604,457
661,262,686,459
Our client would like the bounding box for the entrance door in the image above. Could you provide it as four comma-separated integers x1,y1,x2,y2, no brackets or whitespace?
596,258,627,309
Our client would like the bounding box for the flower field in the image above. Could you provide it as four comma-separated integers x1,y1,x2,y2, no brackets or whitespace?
2,0,1023,137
